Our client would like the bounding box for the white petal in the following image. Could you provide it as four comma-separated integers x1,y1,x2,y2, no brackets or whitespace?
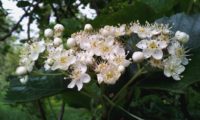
167,45,174,55
123,60,131,67
182,57,189,65
143,49,152,58
152,49,163,60
164,68,172,77
79,64,87,73
80,74,91,83
76,81,83,91
175,65,185,74
136,40,148,49
158,41,167,49
97,74,103,84
30,52,39,61
172,74,181,80
68,80,76,89
44,64,50,71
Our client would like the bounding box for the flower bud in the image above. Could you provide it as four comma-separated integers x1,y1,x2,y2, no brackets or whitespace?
118,65,125,73
20,75,28,84
46,58,54,65
44,28,53,38
67,38,76,48
54,24,64,37
53,37,62,46
132,51,144,62
175,31,189,44
84,24,93,32
16,66,27,75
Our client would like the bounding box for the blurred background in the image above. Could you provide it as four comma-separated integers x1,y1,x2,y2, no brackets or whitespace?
0,0,200,120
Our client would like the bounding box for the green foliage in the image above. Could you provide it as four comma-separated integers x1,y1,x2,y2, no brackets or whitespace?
1,0,200,120
5,73,66,103
16,1,31,8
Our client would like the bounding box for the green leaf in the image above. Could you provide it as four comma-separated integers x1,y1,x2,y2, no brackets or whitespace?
139,13,200,93
5,73,66,103
63,91,91,109
138,0,178,13
63,107,92,120
16,1,31,8
60,18,83,37
91,2,157,28
156,13,200,49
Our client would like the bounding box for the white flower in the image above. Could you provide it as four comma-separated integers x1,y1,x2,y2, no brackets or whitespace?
54,24,64,37
44,58,54,71
51,50,76,70
132,51,144,62
168,41,189,65
136,39,167,60
44,28,53,38
53,37,62,46
96,63,121,84
20,57,35,72
29,41,46,61
67,38,76,48
68,63,91,91
84,24,93,32
130,23,160,39
76,51,94,64
175,31,189,44
16,66,27,75
149,58,163,69
163,56,185,80
108,47,130,67
20,75,28,84
95,39,115,59
99,25,126,37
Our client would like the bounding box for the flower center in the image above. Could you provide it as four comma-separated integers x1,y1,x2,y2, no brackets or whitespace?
106,71,114,80
100,45,110,52
149,41,157,49
139,27,145,32
175,48,184,58
60,57,68,64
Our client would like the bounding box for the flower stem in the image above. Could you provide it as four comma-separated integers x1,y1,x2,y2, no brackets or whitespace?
103,95,144,120
112,67,145,102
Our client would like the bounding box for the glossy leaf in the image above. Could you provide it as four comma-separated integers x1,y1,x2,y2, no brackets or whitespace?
5,73,66,103
156,13,200,49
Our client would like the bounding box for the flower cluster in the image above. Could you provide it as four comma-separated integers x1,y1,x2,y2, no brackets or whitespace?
15,22,190,90
132,22,190,80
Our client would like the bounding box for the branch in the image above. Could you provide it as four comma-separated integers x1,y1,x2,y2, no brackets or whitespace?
49,3,60,23
0,0,41,41
58,100,65,120
37,100,47,120
0,13,27,41
27,16,31,40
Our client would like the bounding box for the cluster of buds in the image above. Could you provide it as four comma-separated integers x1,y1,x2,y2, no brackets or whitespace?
16,22,190,90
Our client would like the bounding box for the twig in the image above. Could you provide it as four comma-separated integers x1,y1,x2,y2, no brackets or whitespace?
58,100,65,120
49,3,60,23
103,95,144,120
0,13,27,41
112,67,145,101
0,0,41,41
27,16,31,40
37,99,47,120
